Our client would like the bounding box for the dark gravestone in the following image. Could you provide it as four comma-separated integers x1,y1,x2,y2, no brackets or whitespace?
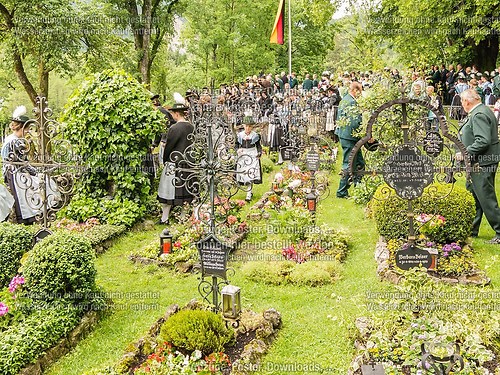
423,131,444,157
395,245,433,270
306,150,320,171
383,145,434,200
197,234,232,279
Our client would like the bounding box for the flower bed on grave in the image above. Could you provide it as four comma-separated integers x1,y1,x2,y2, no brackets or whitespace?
370,183,490,285
350,269,500,375
0,231,107,375
242,166,349,287
82,300,282,375
54,218,127,255
129,199,248,272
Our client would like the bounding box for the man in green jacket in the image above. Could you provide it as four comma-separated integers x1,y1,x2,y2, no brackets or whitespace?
457,89,500,244
334,81,364,198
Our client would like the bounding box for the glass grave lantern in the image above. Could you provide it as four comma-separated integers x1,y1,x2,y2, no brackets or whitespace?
221,284,241,320
306,191,317,213
159,228,173,256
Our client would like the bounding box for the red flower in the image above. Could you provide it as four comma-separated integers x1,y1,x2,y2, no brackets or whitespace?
173,241,182,249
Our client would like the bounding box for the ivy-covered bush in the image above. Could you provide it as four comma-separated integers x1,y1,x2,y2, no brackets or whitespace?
58,194,146,227
23,232,96,303
370,183,475,243
159,309,234,355
0,224,32,287
61,69,164,203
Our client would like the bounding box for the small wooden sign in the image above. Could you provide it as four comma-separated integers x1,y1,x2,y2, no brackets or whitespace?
395,245,433,270
197,234,232,279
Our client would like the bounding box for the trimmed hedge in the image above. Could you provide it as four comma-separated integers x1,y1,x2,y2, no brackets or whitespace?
0,302,81,375
370,183,475,243
23,232,96,303
0,223,32,287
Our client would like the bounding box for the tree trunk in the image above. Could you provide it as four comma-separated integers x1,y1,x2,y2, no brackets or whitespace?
38,60,49,99
140,0,152,85
470,36,499,71
13,52,37,106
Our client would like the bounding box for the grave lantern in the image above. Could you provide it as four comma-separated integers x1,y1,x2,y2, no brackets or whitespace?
159,228,173,256
306,191,317,213
221,284,241,319
272,181,279,191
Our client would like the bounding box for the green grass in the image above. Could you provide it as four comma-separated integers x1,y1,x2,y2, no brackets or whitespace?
46,150,500,375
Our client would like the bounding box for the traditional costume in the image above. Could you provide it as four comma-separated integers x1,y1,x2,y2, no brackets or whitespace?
236,114,262,201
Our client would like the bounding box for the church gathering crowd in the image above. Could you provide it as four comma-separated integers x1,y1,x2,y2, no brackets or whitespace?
2,63,500,243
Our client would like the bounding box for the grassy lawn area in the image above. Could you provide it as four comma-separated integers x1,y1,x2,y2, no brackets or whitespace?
47,150,500,375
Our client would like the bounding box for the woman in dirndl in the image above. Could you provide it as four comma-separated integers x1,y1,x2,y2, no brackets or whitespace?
236,115,262,201
1,106,36,224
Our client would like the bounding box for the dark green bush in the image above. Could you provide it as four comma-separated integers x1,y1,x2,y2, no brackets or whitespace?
23,232,96,303
0,223,32,287
82,224,126,246
159,309,234,355
371,183,475,243
0,301,80,375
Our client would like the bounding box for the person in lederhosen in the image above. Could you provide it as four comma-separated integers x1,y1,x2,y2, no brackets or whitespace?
236,114,262,201
157,95,195,224
1,106,36,224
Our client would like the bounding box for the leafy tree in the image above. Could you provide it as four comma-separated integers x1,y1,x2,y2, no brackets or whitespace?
103,0,182,85
367,0,500,70
61,69,164,202
0,0,89,104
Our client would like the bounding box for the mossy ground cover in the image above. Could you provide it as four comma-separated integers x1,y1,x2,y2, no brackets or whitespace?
46,150,500,375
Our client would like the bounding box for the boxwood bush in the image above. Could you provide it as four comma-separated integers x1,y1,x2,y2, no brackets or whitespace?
0,223,32,287
23,232,96,303
0,302,81,375
159,309,234,355
370,183,475,243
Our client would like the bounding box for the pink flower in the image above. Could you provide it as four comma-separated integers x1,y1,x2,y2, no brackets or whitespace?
227,215,238,225
8,275,25,294
0,302,8,317
173,241,182,249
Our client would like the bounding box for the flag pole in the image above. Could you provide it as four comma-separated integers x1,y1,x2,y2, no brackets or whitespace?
288,0,292,77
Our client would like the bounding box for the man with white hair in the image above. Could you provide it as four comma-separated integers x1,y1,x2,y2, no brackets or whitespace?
457,88,500,244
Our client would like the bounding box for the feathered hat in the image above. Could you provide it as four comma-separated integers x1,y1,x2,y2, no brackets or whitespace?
168,93,189,112
11,106,29,123
242,110,255,125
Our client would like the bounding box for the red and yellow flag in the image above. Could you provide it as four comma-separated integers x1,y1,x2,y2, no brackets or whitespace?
270,0,285,44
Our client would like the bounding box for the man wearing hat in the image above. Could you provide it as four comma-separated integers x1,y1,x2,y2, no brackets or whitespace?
157,95,195,224
236,112,262,201
1,106,34,224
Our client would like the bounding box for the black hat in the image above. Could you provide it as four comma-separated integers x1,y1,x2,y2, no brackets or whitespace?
150,94,160,101
168,103,189,112
11,106,29,124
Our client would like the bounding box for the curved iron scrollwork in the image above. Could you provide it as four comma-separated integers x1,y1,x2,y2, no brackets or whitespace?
421,342,464,374
2,97,80,229
347,94,472,245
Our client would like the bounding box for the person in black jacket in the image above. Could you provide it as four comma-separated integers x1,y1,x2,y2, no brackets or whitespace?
157,99,195,224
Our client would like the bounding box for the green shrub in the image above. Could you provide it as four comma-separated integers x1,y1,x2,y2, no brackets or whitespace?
59,194,145,227
289,261,342,286
371,183,475,243
242,260,342,286
23,232,96,303
82,224,126,246
0,223,32,287
0,302,81,375
241,261,296,285
159,309,234,355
